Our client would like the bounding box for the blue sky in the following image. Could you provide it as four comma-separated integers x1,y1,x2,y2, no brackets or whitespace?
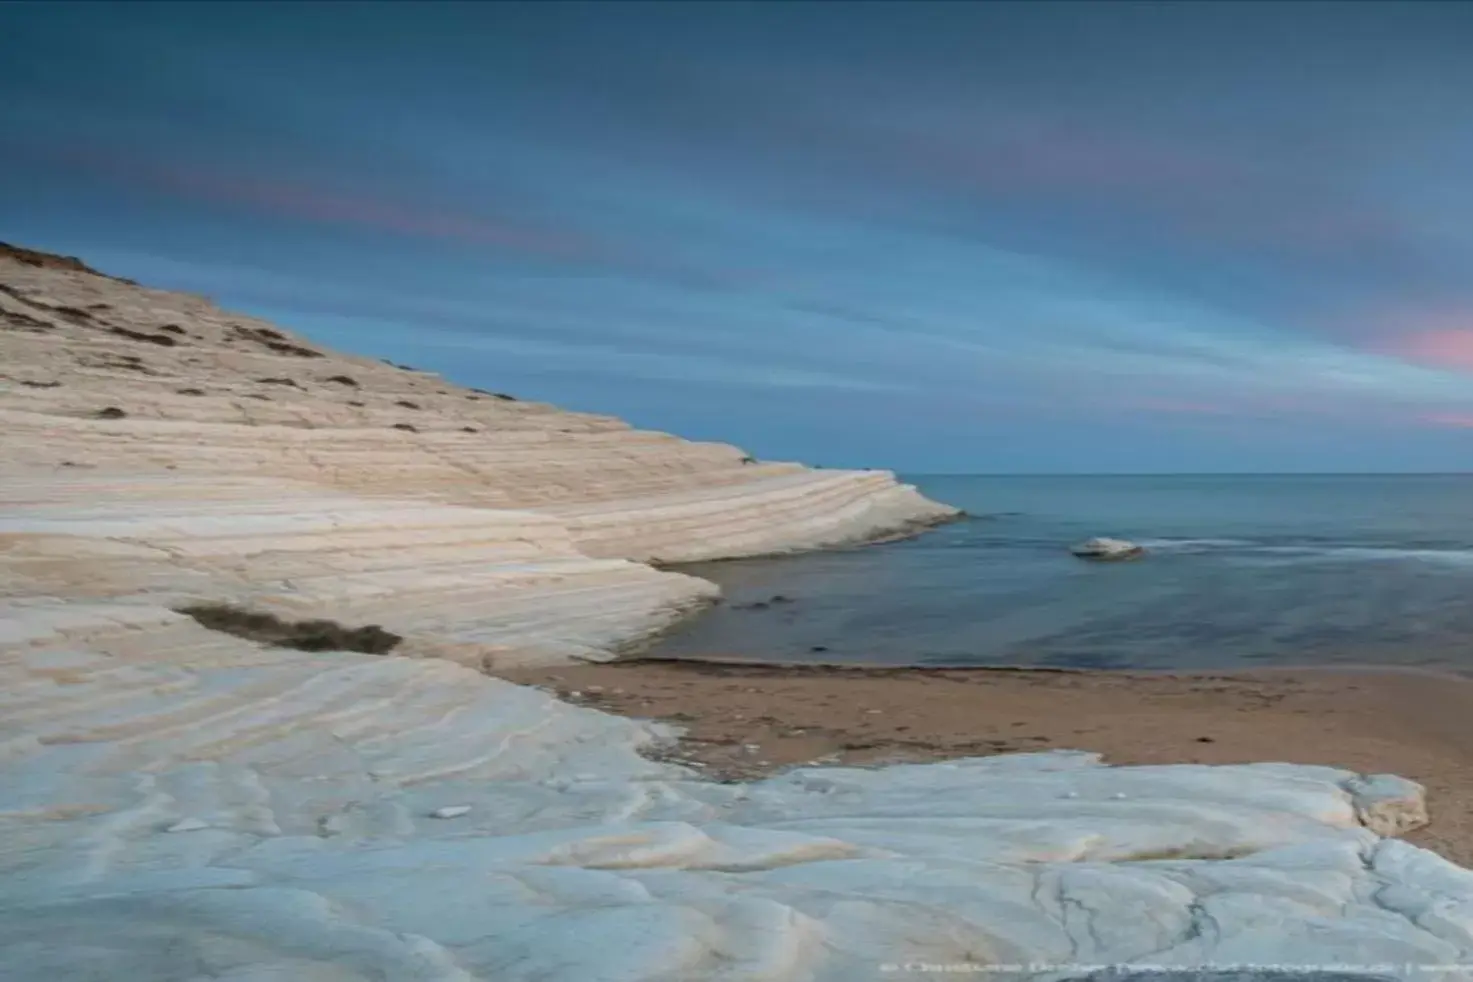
5,1,1473,473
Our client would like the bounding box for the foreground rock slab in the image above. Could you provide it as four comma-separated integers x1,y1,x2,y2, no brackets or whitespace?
3,602,1473,981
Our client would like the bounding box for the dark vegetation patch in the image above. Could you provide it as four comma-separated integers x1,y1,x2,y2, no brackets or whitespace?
466,395,480,401
245,393,272,401
392,422,418,432
0,241,138,284
80,352,156,375
325,375,359,387
176,388,206,396
382,359,419,371
1,297,52,332
395,400,420,409
461,426,478,433
347,400,365,407
100,353,156,374
740,455,757,464
175,603,402,655
88,303,112,311
53,305,95,322
159,324,186,334
20,380,61,388
471,387,518,401
94,406,127,419
109,325,179,347
231,325,322,358
266,339,322,358
257,376,300,387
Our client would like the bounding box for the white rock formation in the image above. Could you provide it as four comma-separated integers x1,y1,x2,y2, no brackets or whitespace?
0,247,957,663
2,604,1471,981
1071,537,1146,560
4,248,1473,979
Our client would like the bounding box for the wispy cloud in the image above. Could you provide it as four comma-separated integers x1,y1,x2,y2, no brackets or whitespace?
295,318,906,394
26,142,597,257
1422,413,1473,429
1381,327,1473,374
6,1,1473,470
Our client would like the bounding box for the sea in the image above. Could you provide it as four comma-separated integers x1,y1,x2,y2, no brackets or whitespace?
651,474,1473,672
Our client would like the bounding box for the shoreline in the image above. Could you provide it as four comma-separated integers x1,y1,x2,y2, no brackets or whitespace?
14,246,1473,970
498,656,1473,865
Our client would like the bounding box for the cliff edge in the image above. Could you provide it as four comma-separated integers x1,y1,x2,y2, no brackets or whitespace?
0,244,957,666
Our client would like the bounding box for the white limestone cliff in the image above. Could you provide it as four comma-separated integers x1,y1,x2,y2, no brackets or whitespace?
4,246,1473,980
0,246,957,663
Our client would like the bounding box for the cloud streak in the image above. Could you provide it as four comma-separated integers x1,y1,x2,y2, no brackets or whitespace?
23,141,597,258
5,2,1473,471
1381,328,1473,374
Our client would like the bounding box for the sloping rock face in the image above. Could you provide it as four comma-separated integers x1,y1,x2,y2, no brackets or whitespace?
0,248,957,663
4,608,1472,980
5,248,1473,980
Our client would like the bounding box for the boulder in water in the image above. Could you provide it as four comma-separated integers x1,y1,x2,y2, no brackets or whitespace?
1070,537,1145,561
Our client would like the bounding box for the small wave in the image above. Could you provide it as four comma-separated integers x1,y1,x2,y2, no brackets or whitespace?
1136,538,1256,552
1257,545,1473,566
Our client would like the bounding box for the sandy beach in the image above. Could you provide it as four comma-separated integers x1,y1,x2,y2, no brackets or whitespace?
501,658,1473,866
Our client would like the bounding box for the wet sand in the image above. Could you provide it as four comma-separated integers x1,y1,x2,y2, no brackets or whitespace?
498,658,1473,866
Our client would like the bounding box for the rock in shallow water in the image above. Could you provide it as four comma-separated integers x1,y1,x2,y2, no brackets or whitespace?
1071,536,1146,561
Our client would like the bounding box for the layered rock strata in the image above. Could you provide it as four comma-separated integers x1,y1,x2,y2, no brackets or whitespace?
0,246,957,662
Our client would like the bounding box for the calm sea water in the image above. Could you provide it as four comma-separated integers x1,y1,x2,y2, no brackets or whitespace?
653,474,1473,672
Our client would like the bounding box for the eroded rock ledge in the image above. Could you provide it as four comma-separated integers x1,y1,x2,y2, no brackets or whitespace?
0,247,958,665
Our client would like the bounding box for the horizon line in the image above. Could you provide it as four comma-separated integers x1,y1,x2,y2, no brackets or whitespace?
898,471,1473,478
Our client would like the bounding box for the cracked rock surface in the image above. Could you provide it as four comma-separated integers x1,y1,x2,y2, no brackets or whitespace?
1,609,1468,982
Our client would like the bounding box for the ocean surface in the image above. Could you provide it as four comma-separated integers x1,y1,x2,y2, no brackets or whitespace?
652,474,1473,672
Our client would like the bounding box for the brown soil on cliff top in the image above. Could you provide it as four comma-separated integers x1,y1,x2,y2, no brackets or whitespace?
0,241,135,283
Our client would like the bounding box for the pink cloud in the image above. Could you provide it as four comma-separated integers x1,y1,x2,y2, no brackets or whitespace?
868,113,1404,256
41,143,596,257
1422,413,1473,429
1384,328,1473,373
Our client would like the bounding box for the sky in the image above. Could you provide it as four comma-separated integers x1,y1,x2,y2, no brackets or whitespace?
4,1,1473,473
